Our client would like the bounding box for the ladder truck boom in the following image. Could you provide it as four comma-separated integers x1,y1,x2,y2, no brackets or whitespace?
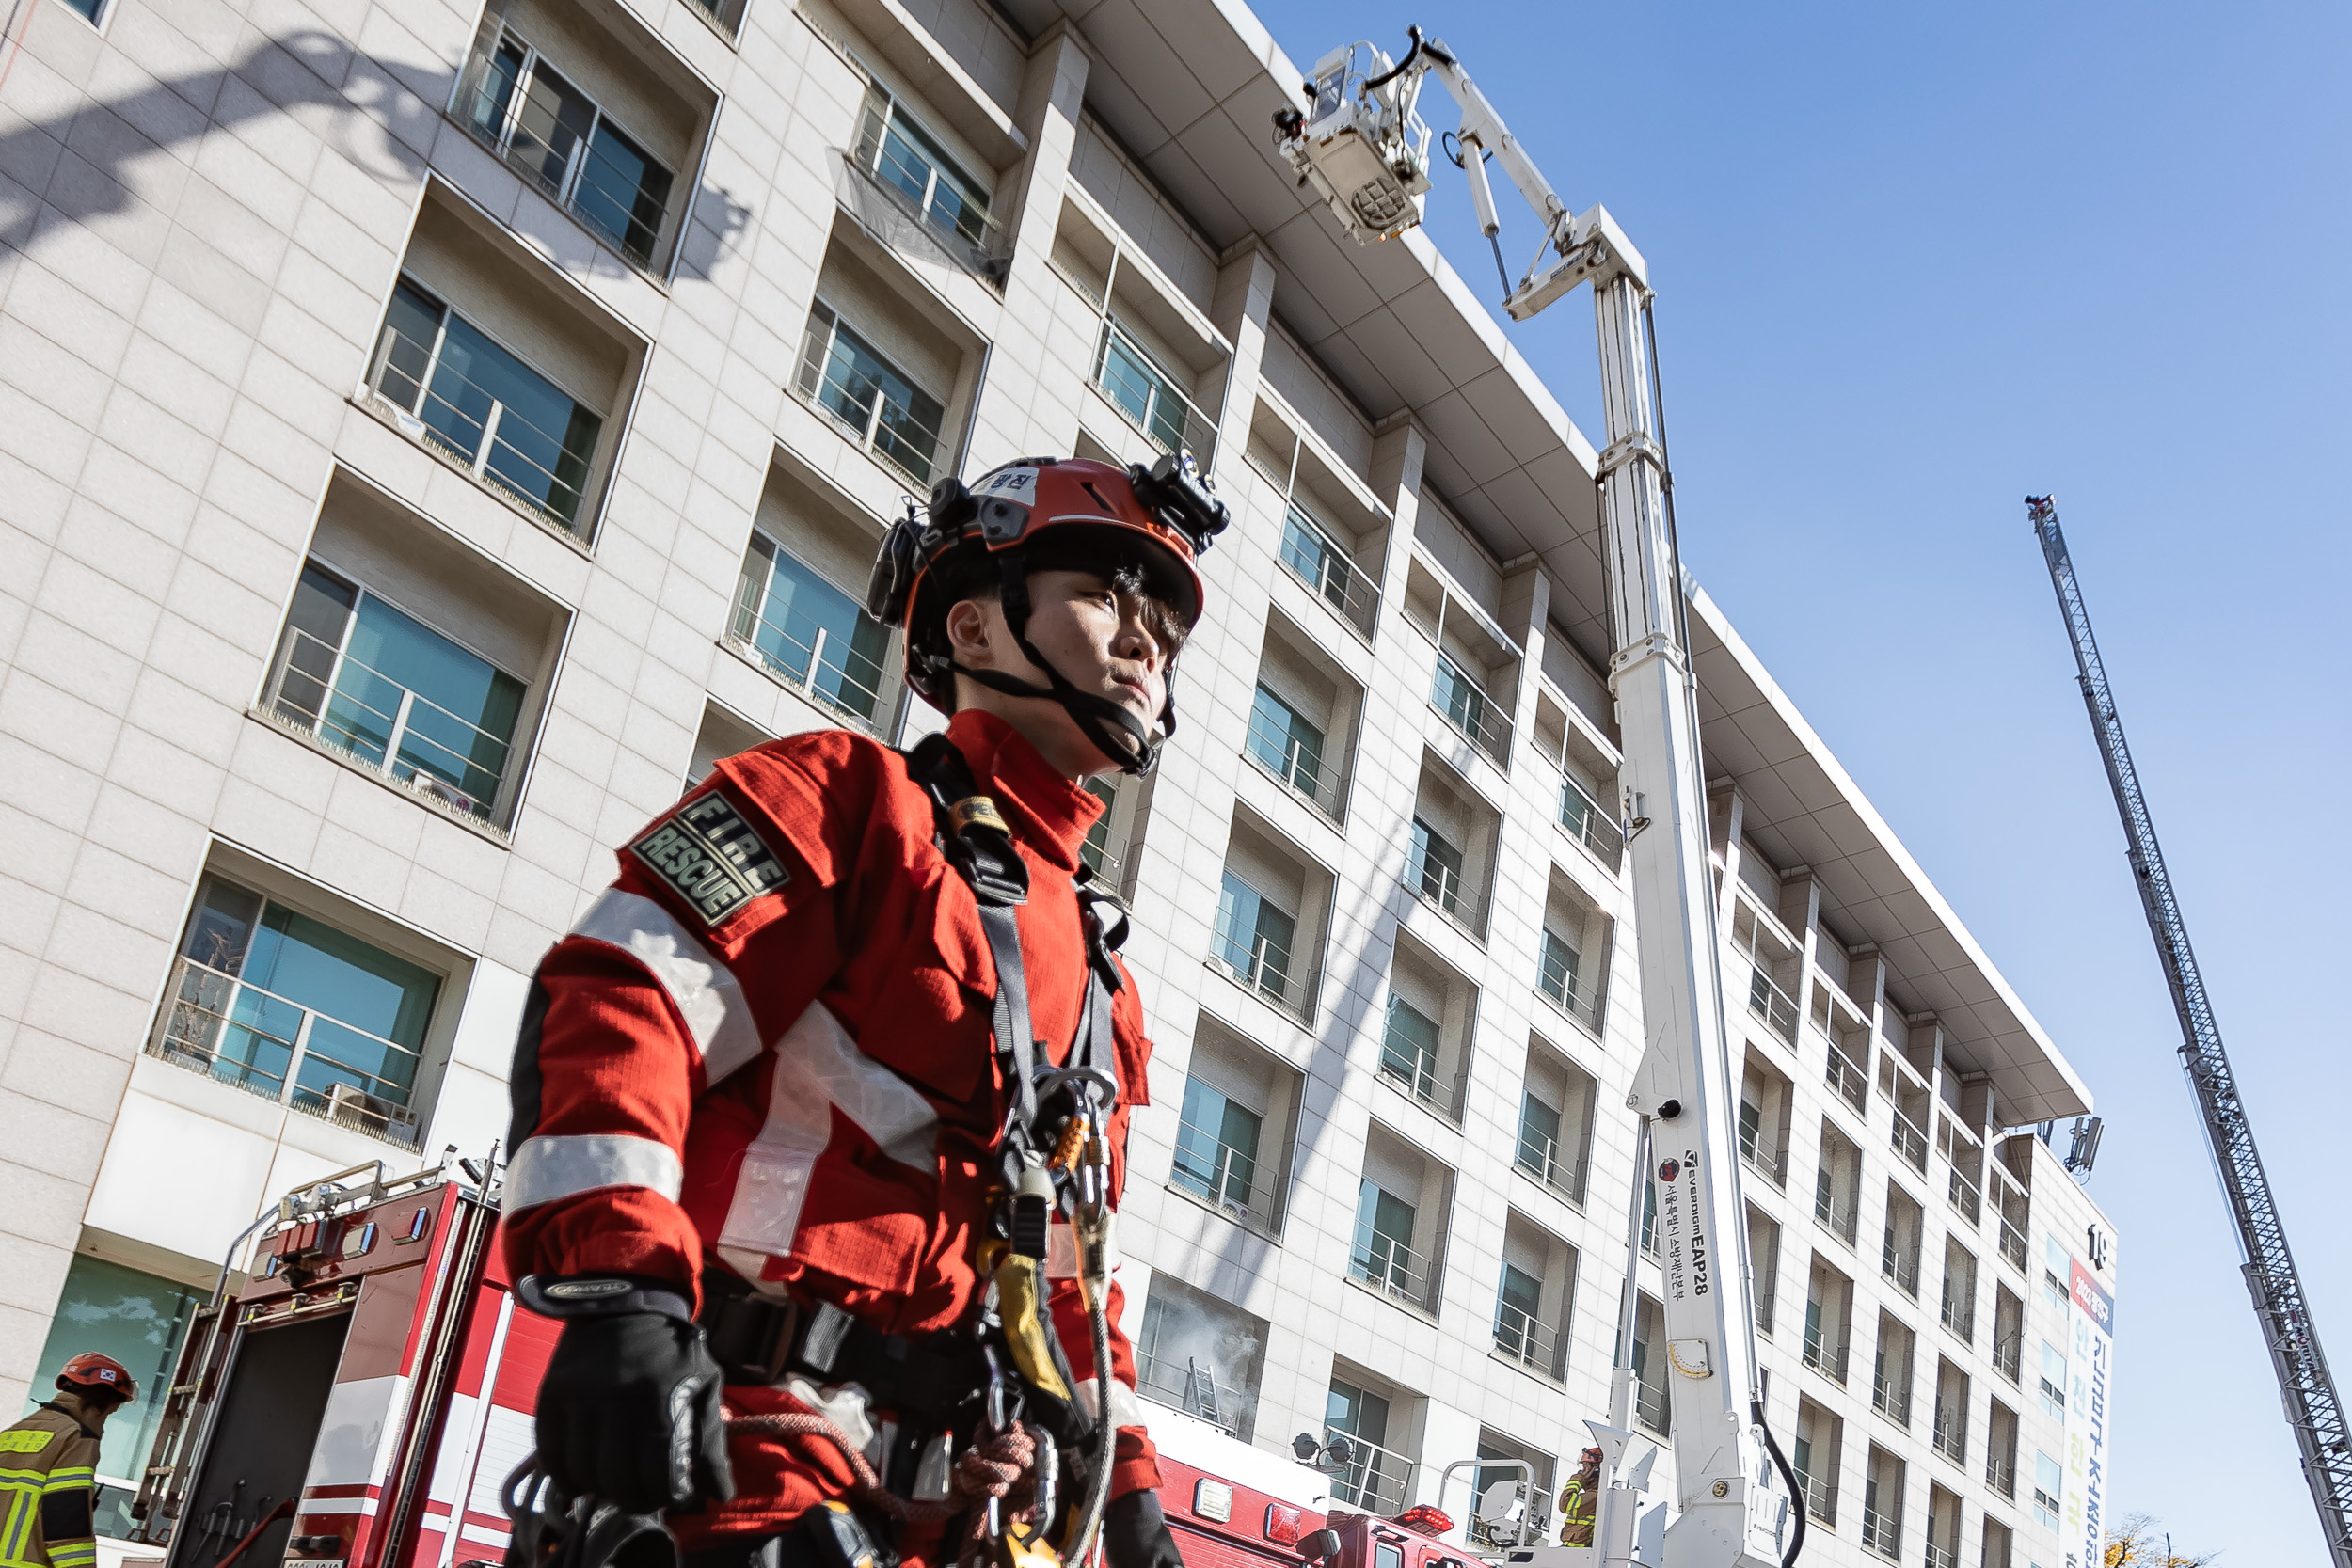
1277,35,1797,1568
2028,497,2352,1564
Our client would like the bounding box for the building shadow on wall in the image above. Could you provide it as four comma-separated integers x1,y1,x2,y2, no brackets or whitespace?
0,26,754,288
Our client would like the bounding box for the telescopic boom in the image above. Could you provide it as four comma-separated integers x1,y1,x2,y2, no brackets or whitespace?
2028,496,2352,1565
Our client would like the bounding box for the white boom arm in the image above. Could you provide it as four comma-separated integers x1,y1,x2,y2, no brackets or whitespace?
1276,33,1797,1568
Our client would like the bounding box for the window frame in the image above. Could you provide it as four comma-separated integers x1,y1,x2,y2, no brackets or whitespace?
796,296,951,488
264,557,532,823
853,81,995,249
460,25,679,271
365,276,607,536
729,530,898,731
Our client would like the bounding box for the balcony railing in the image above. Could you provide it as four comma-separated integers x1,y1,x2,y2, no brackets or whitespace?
1985,1454,2016,1498
1325,1429,1415,1515
1514,1126,1584,1206
1816,1188,1859,1246
1211,927,1299,1016
1861,1504,1900,1560
1925,1542,1957,1568
1092,317,1216,465
1994,1332,2023,1384
1932,1406,1966,1464
1883,1238,1920,1297
799,313,946,491
1739,1124,1788,1188
148,958,422,1144
1557,770,1625,872
1378,1042,1454,1119
1826,1042,1869,1112
365,321,597,534
726,600,891,734
1404,842,1470,927
1891,1111,1931,1174
850,90,1010,283
1170,1117,1260,1226
1947,1167,1983,1227
1538,952,1607,1038
1802,1323,1849,1385
458,43,672,272
1747,964,1800,1047
1278,504,1379,639
1872,1372,1911,1426
1796,1470,1836,1524
1999,1213,2029,1272
1942,1288,1976,1343
1349,1229,1438,1312
1243,702,1345,820
1136,1353,1240,1433
1493,1300,1564,1378
1432,649,1512,768
265,626,515,821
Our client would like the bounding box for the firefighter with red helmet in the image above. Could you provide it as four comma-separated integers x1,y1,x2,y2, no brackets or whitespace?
1,1354,138,1568
501,452,1228,1568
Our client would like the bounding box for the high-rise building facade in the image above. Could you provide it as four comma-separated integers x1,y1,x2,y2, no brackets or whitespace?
0,0,2117,1562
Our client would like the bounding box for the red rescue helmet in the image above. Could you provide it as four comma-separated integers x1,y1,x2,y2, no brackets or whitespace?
56,1352,136,1403
867,451,1228,772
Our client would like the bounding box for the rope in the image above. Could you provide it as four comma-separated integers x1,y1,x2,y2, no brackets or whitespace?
723,1412,1044,1560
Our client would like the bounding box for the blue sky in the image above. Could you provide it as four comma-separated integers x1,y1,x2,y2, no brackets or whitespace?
1258,0,2352,1558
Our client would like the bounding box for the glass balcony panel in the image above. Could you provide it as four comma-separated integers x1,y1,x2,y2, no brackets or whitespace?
733,542,892,725
1557,770,1624,871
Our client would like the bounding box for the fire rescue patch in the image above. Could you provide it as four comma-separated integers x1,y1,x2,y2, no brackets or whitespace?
631,793,789,927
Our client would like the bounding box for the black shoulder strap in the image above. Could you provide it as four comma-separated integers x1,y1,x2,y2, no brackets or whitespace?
901,736,1130,1149
903,735,1041,1147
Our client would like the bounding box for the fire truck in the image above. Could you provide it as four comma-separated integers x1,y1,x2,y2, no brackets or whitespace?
121,1154,1518,1568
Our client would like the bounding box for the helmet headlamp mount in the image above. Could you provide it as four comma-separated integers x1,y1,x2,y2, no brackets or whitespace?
867,451,1228,776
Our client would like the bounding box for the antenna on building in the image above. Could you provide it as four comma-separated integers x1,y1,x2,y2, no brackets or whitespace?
2063,1115,2104,1179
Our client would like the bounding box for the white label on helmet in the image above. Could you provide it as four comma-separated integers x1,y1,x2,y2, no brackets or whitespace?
977,467,1039,501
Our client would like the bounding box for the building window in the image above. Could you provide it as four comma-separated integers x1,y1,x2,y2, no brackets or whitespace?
1350,1180,1420,1300
1406,816,1467,918
1536,926,1603,1033
1432,649,1497,750
1245,683,1327,800
368,278,603,532
1091,318,1214,460
1516,1092,1564,1185
27,1256,201,1535
1081,778,1120,877
1172,1076,1262,1217
796,301,947,487
266,562,525,819
2031,1451,2062,1528
1212,871,1296,1004
1326,1378,1407,1513
1379,994,1442,1104
151,877,440,1141
2038,1341,2067,1418
461,32,675,267
730,533,892,725
853,86,993,252
1278,500,1376,635
1493,1262,1545,1365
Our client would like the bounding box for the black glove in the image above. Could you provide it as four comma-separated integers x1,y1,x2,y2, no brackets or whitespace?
1104,1491,1184,1568
534,1310,733,1514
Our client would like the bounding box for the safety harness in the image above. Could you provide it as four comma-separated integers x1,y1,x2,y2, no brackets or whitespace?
684,735,1130,1568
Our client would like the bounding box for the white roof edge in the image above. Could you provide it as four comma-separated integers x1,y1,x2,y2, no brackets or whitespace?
1689,584,2095,1117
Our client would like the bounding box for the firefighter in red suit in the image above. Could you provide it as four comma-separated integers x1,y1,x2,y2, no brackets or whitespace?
501,452,1229,1568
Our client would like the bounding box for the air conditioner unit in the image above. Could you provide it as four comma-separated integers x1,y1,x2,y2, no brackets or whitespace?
326,1084,421,1144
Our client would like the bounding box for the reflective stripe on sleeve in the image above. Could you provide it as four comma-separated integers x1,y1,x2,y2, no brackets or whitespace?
717,1001,938,1259
568,890,764,1083
505,1133,684,1212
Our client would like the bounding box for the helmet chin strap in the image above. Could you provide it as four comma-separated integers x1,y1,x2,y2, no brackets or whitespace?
948,554,1173,777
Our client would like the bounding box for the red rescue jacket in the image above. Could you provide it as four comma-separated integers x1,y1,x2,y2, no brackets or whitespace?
501,710,1162,1549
